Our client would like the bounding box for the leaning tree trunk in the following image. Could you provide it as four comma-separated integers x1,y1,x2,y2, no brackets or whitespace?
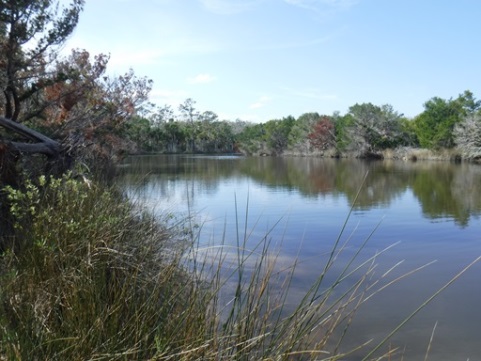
0,116,74,179
0,116,73,252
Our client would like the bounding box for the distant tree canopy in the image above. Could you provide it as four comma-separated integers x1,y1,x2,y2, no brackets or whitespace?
342,103,407,156
2,0,481,187
121,90,481,160
412,91,481,149
308,116,335,151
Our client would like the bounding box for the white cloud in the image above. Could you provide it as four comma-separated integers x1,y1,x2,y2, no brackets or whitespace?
200,0,262,14
281,87,338,101
188,73,217,84
249,102,264,109
108,49,164,67
63,34,220,75
109,38,218,65
249,95,272,109
283,0,358,12
149,88,189,107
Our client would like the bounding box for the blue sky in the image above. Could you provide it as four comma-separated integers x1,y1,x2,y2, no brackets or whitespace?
64,0,481,122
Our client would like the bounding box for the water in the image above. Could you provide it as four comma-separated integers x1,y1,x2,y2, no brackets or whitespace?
118,154,481,360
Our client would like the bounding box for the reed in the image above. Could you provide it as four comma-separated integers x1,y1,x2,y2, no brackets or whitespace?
0,172,477,360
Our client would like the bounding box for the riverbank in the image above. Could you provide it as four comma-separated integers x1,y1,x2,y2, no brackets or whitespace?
277,146,468,162
3,164,479,359
0,172,395,359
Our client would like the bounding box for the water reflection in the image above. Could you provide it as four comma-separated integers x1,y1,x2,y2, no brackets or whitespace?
118,155,481,360
120,155,481,226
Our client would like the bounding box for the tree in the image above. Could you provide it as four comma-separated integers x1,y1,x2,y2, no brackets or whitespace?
236,122,265,155
0,0,154,185
413,91,480,149
308,116,336,150
178,98,198,123
456,90,481,114
124,116,152,151
0,0,84,122
41,50,152,163
344,103,404,156
178,98,199,152
162,120,186,153
264,116,295,155
0,0,85,247
198,110,218,123
454,114,481,160
398,117,419,147
151,104,174,125
332,111,354,151
288,112,320,153
413,97,460,149
0,0,85,186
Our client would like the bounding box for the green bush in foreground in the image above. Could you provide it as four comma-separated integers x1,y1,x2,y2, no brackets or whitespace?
0,174,206,360
1,173,478,360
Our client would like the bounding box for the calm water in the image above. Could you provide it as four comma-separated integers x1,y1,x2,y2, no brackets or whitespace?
118,155,481,360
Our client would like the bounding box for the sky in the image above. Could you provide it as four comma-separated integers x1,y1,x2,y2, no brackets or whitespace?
63,0,481,122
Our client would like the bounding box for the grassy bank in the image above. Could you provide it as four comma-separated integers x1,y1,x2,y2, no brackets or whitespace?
282,146,465,162
0,173,477,360
0,174,208,360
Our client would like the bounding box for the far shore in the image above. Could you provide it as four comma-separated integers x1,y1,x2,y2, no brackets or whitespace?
129,146,481,163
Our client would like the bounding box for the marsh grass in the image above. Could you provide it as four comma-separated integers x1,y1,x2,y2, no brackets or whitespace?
0,174,206,360
0,172,479,360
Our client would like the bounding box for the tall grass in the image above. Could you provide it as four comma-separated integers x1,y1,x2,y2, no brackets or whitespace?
0,174,206,360
0,172,478,360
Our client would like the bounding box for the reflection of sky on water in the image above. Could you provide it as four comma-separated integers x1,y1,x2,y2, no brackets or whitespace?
120,156,481,361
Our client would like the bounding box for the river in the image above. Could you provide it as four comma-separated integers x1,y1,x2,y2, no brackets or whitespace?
118,154,481,360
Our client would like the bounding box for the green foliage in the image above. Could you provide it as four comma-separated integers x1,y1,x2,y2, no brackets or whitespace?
237,123,266,155
194,120,234,153
162,120,188,152
343,103,405,155
413,97,460,149
399,117,419,147
123,116,155,151
118,99,243,154
413,90,481,149
287,112,322,153
0,0,85,121
264,116,295,154
333,112,355,151
0,174,203,360
116,91,481,158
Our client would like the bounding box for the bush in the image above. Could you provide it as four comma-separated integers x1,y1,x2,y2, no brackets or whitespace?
0,174,204,360
454,114,481,160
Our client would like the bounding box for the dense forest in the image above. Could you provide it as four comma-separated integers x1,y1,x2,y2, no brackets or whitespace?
125,91,481,161
1,0,481,186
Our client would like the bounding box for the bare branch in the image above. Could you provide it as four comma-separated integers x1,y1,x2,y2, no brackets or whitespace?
0,116,52,143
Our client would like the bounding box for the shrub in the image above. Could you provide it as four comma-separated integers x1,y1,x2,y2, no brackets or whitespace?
0,174,204,360
454,114,481,160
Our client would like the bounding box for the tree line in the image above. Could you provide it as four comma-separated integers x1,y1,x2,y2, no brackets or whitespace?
125,90,481,160
2,0,481,196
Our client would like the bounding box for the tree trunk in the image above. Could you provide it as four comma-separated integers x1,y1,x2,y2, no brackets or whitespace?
0,117,61,156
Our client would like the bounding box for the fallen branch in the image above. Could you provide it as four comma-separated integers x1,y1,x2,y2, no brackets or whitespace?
0,116,61,157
